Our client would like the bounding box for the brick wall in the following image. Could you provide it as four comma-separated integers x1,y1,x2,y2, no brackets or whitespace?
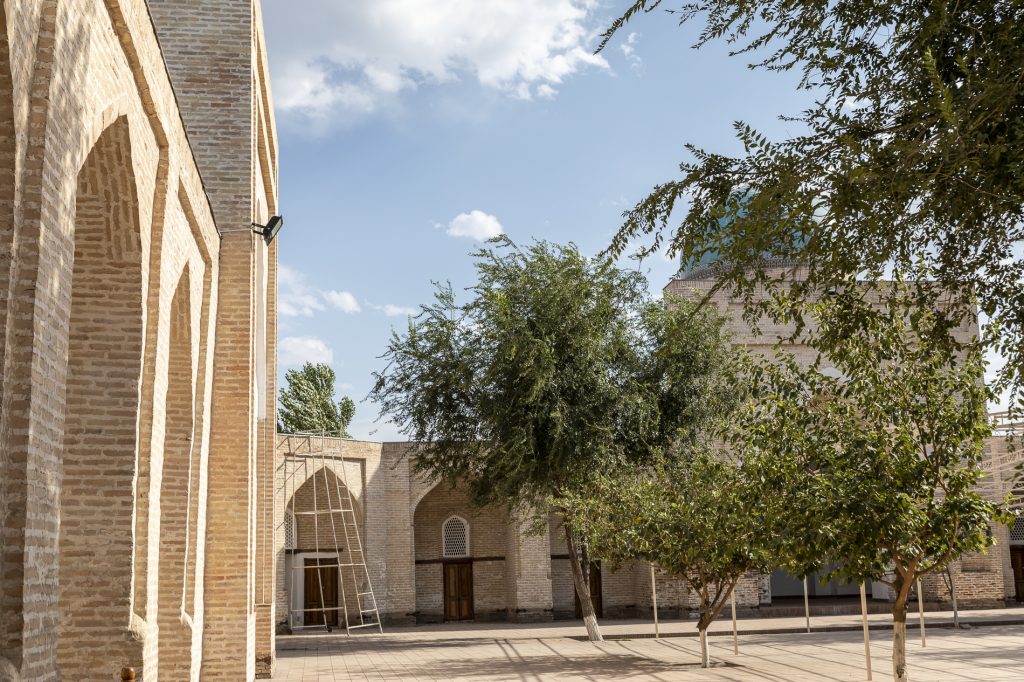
0,0,271,678
58,116,147,678
667,273,1007,607
504,510,553,621
157,271,196,679
413,483,509,621
147,0,279,677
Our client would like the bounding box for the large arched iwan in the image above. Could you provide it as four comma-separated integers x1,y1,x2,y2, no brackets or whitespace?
286,465,364,627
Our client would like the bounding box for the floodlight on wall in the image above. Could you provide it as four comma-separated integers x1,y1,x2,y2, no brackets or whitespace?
251,215,284,244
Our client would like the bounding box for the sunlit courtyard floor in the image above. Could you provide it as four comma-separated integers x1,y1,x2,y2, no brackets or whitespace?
274,608,1024,681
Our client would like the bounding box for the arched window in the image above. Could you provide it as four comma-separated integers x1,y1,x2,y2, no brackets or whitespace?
442,515,469,558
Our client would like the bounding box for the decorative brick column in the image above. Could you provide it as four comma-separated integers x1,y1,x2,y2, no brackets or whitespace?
203,231,257,680
370,443,418,625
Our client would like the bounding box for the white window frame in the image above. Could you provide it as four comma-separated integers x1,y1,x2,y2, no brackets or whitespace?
288,551,342,628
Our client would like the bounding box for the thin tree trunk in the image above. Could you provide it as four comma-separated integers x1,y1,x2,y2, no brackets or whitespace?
697,598,714,668
699,626,710,668
581,539,591,586
946,567,960,629
892,592,910,682
565,524,603,642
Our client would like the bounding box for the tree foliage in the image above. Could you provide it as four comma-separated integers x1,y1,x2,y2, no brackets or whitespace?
278,362,356,437
562,448,771,667
602,0,1024,404
737,297,1007,681
370,237,738,640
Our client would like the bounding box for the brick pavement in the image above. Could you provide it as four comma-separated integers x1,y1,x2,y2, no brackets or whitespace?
275,609,1024,680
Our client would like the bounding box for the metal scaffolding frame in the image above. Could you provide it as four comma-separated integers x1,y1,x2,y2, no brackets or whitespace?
280,432,382,634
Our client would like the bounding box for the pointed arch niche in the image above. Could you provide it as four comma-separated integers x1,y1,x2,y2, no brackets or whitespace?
58,115,145,677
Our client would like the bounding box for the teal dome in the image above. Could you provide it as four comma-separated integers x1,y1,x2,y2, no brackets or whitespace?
674,198,807,280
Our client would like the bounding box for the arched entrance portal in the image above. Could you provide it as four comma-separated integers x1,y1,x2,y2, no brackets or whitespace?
284,464,365,630
412,484,508,623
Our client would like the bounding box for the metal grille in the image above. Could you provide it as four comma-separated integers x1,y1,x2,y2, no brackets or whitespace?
284,510,295,550
442,516,469,558
1011,515,1024,546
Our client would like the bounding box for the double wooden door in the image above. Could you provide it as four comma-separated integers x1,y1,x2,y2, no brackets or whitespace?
1012,548,1024,603
304,557,339,627
443,561,474,621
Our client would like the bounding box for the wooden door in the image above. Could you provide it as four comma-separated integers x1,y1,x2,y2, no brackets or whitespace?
443,561,474,621
304,557,339,627
1011,548,1024,603
574,561,603,619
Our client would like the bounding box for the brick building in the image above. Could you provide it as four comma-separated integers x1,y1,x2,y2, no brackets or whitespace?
0,0,279,679
666,268,1016,609
273,266,1018,647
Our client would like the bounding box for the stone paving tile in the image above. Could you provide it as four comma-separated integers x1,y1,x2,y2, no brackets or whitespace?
276,617,1024,681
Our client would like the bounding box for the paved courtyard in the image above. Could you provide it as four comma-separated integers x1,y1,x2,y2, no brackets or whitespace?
275,610,1024,681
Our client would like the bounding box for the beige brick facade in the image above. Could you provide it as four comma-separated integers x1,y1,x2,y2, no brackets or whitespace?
274,437,750,632
270,273,1013,640
0,0,277,679
666,271,1012,608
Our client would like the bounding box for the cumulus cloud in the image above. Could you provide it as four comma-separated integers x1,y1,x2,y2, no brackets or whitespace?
536,83,558,99
279,266,327,317
365,301,420,317
280,265,361,316
381,304,419,317
446,210,504,241
324,290,362,313
263,0,608,129
280,336,334,366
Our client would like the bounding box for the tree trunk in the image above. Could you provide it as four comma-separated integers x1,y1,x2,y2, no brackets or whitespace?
892,593,909,682
947,567,960,629
697,600,714,668
565,524,603,642
699,626,710,668
581,539,591,586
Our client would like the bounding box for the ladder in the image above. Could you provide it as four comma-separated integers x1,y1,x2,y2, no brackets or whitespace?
283,431,383,634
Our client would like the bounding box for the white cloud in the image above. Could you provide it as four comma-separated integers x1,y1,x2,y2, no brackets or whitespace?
280,336,334,366
263,0,609,130
536,84,558,99
280,265,362,316
446,210,504,241
381,304,418,317
279,266,327,317
366,301,420,317
324,290,362,313
618,31,642,72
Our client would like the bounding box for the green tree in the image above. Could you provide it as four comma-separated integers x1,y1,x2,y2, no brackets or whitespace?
601,1,1024,403
562,448,771,667
370,237,736,641
278,362,356,437
739,300,1006,682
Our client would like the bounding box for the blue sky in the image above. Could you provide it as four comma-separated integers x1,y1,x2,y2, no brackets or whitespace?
261,1,817,440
